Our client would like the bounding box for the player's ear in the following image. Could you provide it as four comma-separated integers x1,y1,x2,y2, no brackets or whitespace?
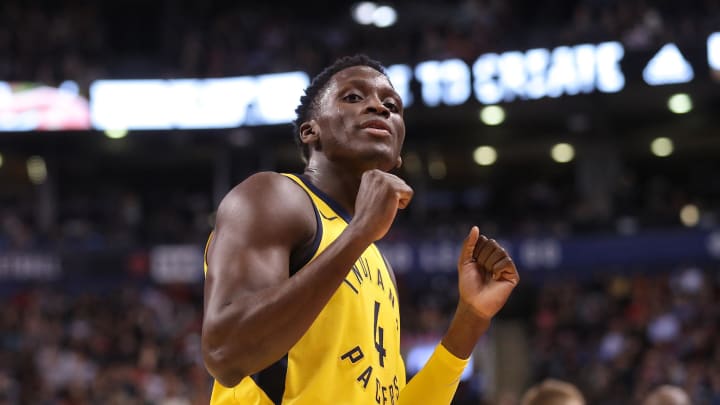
396,155,403,169
299,120,320,145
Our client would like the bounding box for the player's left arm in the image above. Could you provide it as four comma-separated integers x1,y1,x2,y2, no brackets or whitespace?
442,226,519,358
399,226,519,405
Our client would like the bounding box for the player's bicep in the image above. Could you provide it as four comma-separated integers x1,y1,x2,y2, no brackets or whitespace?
206,225,290,296
205,222,289,317
204,173,314,315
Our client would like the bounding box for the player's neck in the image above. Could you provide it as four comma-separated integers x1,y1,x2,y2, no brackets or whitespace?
303,159,365,217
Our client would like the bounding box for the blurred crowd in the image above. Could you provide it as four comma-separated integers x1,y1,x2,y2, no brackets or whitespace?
2,158,718,252
1,1,719,404
0,283,207,405
1,0,719,86
1,266,717,404
1,0,719,251
395,157,719,239
528,266,720,404
0,186,213,252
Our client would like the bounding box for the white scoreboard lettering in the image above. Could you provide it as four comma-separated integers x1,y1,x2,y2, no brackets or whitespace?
546,46,582,97
386,64,414,107
86,35,720,131
595,42,625,92
524,49,550,99
708,32,720,71
472,41,625,104
498,51,527,100
573,44,598,94
472,53,503,104
415,59,471,106
91,72,309,130
170,77,256,128
252,72,309,125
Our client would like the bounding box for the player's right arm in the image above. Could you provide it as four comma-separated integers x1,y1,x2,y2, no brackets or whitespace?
201,170,412,388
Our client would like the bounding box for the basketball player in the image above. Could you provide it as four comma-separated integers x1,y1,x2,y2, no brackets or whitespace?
201,55,520,404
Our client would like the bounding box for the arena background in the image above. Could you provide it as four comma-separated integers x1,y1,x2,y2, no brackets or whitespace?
1,0,719,404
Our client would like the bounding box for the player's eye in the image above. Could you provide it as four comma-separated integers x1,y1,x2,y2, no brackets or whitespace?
343,94,362,102
383,101,399,113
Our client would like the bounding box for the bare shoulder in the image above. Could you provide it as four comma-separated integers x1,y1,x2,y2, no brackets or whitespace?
218,172,306,213
214,171,315,249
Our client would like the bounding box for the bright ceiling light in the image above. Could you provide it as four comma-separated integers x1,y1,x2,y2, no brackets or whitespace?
428,155,446,179
680,204,700,227
403,151,422,175
473,146,497,166
352,2,377,25
104,128,128,139
551,143,575,163
372,5,397,28
27,156,47,185
650,137,674,157
479,105,505,126
667,93,692,114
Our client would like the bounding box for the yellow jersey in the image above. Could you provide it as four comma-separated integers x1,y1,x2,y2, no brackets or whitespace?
206,173,405,404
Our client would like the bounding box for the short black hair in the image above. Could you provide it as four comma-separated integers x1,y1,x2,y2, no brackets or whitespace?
293,54,387,163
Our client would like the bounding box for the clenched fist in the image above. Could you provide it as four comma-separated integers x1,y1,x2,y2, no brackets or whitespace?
456,226,519,321
349,169,413,243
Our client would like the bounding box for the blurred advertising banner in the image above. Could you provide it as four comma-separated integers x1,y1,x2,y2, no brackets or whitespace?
86,33,719,130
381,228,720,277
3,34,716,132
90,72,309,130
709,32,720,81
0,81,91,131
0,253,62,280
0,228,716,282
149,245,204,284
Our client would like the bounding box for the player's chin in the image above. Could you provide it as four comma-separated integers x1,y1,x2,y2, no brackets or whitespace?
377,150,400,167
360,152,397,172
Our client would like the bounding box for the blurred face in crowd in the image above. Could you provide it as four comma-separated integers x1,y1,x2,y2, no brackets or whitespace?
643,386,691,405
521,379,585,405
306,65,405,172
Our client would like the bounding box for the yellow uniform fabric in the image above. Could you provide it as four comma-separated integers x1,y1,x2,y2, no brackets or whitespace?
398,343,470,405
205,173,469,404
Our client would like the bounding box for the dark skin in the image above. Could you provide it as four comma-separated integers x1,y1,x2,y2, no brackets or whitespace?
201,66,519,388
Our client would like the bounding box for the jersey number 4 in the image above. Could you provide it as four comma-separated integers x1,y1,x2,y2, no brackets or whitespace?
373,301,386,367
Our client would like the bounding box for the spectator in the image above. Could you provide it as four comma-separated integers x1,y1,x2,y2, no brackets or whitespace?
521,379,585,405
642,385,691,405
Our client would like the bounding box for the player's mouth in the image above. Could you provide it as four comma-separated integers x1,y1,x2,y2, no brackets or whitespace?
360,120,392,137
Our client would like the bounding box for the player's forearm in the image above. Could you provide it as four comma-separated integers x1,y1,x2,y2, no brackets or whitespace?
441,302,490,360
399,304,486,404
400,343,471,405
203,224,374,387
